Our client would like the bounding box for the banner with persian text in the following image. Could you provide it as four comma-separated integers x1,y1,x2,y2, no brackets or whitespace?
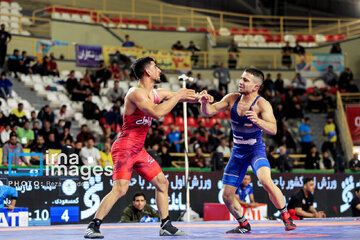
75,44,103,68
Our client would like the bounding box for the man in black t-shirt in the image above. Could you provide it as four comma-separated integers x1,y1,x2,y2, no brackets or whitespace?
0,24,11,68
30,135,48,165
351,187,360,217
287,177,326,220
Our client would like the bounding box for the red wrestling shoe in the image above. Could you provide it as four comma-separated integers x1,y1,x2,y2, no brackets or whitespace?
281,212,297,231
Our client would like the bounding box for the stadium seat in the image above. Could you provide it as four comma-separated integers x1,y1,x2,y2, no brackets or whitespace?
265,34,273,43
0,15,10,23
11,2,23,11
284,34,295,43
219,27,230,36
241,28,249,34
260,28,269,34
254,34,265,43
167,26,176,31
0,1,10,9
163,113,174,125
234,35,246,42
207,118,219,128
251,28,259,35
315,34,326,43
175,116,184,126
187,117,198,128
325,34,334,42
158,26,166,30
62,13,71,21
198,27,207,32
71,14,82,22
0,8,10,14
295,35,305,42
334,34,345,41
53,12,62,19
21,17,32,25
187,27,196,31
10,22,19,29
82,15,91,23
177,26,186,31
304,35,315,42
230,28,239,35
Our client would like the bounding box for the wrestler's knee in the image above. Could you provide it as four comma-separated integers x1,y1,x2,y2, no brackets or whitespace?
153,174,169,193
222,191,235,204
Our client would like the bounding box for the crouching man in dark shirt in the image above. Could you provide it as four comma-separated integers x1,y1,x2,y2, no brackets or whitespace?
351,187,360,217
287,177,326,220
120,192,160,223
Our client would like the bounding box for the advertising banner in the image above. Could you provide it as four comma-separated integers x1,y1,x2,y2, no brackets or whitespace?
296,53,344,77
1,172,359,225
75,44,103,67
346,105,360,144
102,47,191,71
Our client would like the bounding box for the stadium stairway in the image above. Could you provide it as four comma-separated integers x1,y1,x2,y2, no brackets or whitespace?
307,113,327,150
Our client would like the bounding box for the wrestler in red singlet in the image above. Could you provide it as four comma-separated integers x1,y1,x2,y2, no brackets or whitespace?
111,88,161,182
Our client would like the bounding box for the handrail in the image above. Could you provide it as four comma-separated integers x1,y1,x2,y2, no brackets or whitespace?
336,91,354,162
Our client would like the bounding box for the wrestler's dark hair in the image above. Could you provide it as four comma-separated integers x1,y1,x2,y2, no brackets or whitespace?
244,68,265,84
133,192,146,201
131,56,155,80
355,187,360,193
303,177,314,185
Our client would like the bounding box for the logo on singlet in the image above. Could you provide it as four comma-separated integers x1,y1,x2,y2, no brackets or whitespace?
244,123,253,128
135,116,152,126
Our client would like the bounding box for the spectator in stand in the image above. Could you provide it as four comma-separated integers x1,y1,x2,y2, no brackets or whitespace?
322,65,338,87
59,126,73,144
281,41,293,68
299,117,313,154
321,116,337,158
0,72,12,98
40,56,51,76
166,123,182,153
321,151,334,170
293,41,305,55
307,87,325,113
228,39,240,69
95,60,111,88
107,80,124,103
276,145,294,172
113,50,132,81
189,147,206,168
54,105,71,127
274,123,296,153
171,41,185,51
287,177,326,220
274,103,285,122
186,41,201,67
47,58,59,76
262,73,274,95
7,49,22,75
349,153,360,172
285,95,304,119
39,120,54,141
0,110,9,127
109,61,122,80
100,142,113,167
292,73,306,95
346,80,359,93
76,124,96,143
29,110,42,129
66,70,78,94
274,73,284,94
351,187,360,217
32,121,41,139
71,79,90,101
29,135,48,165
0,23,11,69
83,95,102,120
1,123,11,145
9,103,27,127
216,138,231,156
235,174,258,208
266,146,277,169
45,132,61,149
80,138,101,166
54,119,65,139
338,68,353,91
213,62,231,94
15,120,34,148
330,43,342,54
122,35,135,47
83,69,99,95
20,51,34,74
209,123,225,151
37,105,55,125
2,132,31,166
305,145,320,169
104,98,123,129
160,145,172,167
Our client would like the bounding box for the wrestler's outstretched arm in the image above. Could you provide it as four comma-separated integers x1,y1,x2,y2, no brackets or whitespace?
199,93,236,117
156,88,213,103
129,87,196,120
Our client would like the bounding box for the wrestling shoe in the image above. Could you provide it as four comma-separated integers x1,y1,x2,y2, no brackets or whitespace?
84,220,104,239
159,219,187,236
281,212,296,231
226,220,251,234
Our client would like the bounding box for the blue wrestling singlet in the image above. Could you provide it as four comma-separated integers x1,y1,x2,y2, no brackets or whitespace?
223,94,271,188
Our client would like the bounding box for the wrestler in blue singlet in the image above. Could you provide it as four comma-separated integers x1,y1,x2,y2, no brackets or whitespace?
223,94,271,188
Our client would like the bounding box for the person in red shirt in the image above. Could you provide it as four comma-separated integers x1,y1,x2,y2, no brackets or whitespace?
109,61,123,81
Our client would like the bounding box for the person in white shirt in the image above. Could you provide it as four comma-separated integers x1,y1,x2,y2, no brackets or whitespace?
1,124,11,144
54,105,70,123
80,138,101,166
216,138,231,156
